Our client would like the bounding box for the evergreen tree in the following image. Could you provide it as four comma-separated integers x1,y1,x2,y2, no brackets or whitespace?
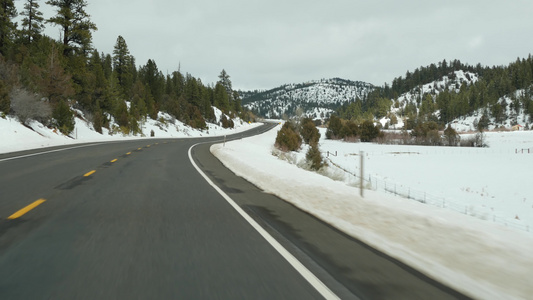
131,79,148,117
112,35,133,98
217,69,234,109
0,0,17,56
301,118,320,145
46,0,97,56
53,99,75,134
326,114,343,139
139,59,164,107
218,69,233,97
88,50,107,106
275,122,302,151
102,53,113,80
477,112,490,132
39,47,75,103
213,82,229,112
232,91,242,113
115,99,129,129
359,120,380,142
92,105,103,133
444,124,460,146
306,143,324,171
20,0,45,44
0,79,9,113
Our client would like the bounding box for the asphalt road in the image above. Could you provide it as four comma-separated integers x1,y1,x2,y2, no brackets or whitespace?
0,123,470,299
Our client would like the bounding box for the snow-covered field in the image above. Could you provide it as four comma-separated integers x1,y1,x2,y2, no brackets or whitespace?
211,124,533,300
0,108,259,154
321,130,533,233
3,108,533,299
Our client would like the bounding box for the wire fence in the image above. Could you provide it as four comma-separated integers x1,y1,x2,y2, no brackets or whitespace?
326,157,531,234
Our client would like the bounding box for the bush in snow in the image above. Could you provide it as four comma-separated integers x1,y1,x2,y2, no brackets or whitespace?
275,122,302,152
220,114,234,129
359,120,381,142
301,118,320,145
444,125,460,146
305,143,325,171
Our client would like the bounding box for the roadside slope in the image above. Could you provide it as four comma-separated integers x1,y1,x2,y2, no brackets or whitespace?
211,125,533,300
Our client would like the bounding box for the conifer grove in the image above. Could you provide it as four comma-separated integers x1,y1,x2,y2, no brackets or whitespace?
0,0,249,135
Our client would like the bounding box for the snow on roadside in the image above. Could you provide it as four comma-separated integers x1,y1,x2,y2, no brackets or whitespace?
0,107,259,155
211,124,533,300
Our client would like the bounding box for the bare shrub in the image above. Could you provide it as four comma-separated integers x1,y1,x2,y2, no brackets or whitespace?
10,88,51,125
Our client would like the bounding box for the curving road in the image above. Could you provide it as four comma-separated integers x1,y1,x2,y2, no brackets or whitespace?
0,123,469,299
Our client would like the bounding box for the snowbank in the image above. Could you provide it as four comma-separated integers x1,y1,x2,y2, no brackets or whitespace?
0,108,259,155
211,124,533,300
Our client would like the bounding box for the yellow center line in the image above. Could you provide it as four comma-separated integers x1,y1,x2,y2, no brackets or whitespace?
8,199,46,219
146,145,151,148
126,152,131,155
111,159,118,163
137,148,142,150
84,170,96,177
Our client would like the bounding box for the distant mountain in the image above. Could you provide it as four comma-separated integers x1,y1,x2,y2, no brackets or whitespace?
240,78,375,120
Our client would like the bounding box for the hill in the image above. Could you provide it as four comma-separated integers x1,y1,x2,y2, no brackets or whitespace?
240,78,375,120
241,57,533,132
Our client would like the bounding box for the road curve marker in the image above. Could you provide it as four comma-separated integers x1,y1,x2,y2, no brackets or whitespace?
8,199,46,219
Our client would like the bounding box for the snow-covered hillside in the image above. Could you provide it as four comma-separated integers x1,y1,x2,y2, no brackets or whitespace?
242,78,375,120
379,70,533,132
0,107,257,154
211,124,533,300
395,70,479,105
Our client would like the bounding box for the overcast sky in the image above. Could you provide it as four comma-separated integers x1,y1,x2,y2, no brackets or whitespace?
15,0,533,90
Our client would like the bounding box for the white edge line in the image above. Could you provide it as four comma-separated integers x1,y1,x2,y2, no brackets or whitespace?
0,143,103,162
188,143,340,300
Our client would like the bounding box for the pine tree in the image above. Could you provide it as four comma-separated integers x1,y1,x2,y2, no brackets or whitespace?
306,143,324,171
20,0,45,44
40,47,75,103
46,0,97,56
53,99,75,134
88,50,107,105
217,69,234,107
218,69,233,94
112,35,133,98
0,79,9,113
214,82,229,112
0,0,17,56
139,59,164,107
92,105,103,133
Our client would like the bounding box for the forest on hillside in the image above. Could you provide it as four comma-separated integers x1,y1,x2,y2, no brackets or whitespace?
0,0,248,136
338,57,533,128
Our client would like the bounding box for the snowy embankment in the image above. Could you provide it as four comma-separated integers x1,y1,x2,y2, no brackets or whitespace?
0,107,260,154
211,124,533,300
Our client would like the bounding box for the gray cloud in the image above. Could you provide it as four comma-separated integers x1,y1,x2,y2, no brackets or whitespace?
16,0,533,90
